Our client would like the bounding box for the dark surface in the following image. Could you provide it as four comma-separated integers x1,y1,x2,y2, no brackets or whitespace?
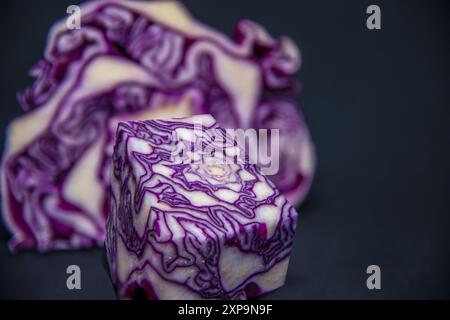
0,0,449,299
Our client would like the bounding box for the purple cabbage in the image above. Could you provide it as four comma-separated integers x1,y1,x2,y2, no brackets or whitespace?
106,115,298,299
1,0,314,252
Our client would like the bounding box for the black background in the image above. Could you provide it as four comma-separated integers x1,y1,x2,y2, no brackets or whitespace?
0,0,449,299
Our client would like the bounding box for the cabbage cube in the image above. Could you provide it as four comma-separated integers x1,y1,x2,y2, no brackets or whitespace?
106,115,299,299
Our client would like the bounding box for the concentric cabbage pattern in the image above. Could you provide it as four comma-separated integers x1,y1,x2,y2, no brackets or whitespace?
106,115,298,299
1,0,314,252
